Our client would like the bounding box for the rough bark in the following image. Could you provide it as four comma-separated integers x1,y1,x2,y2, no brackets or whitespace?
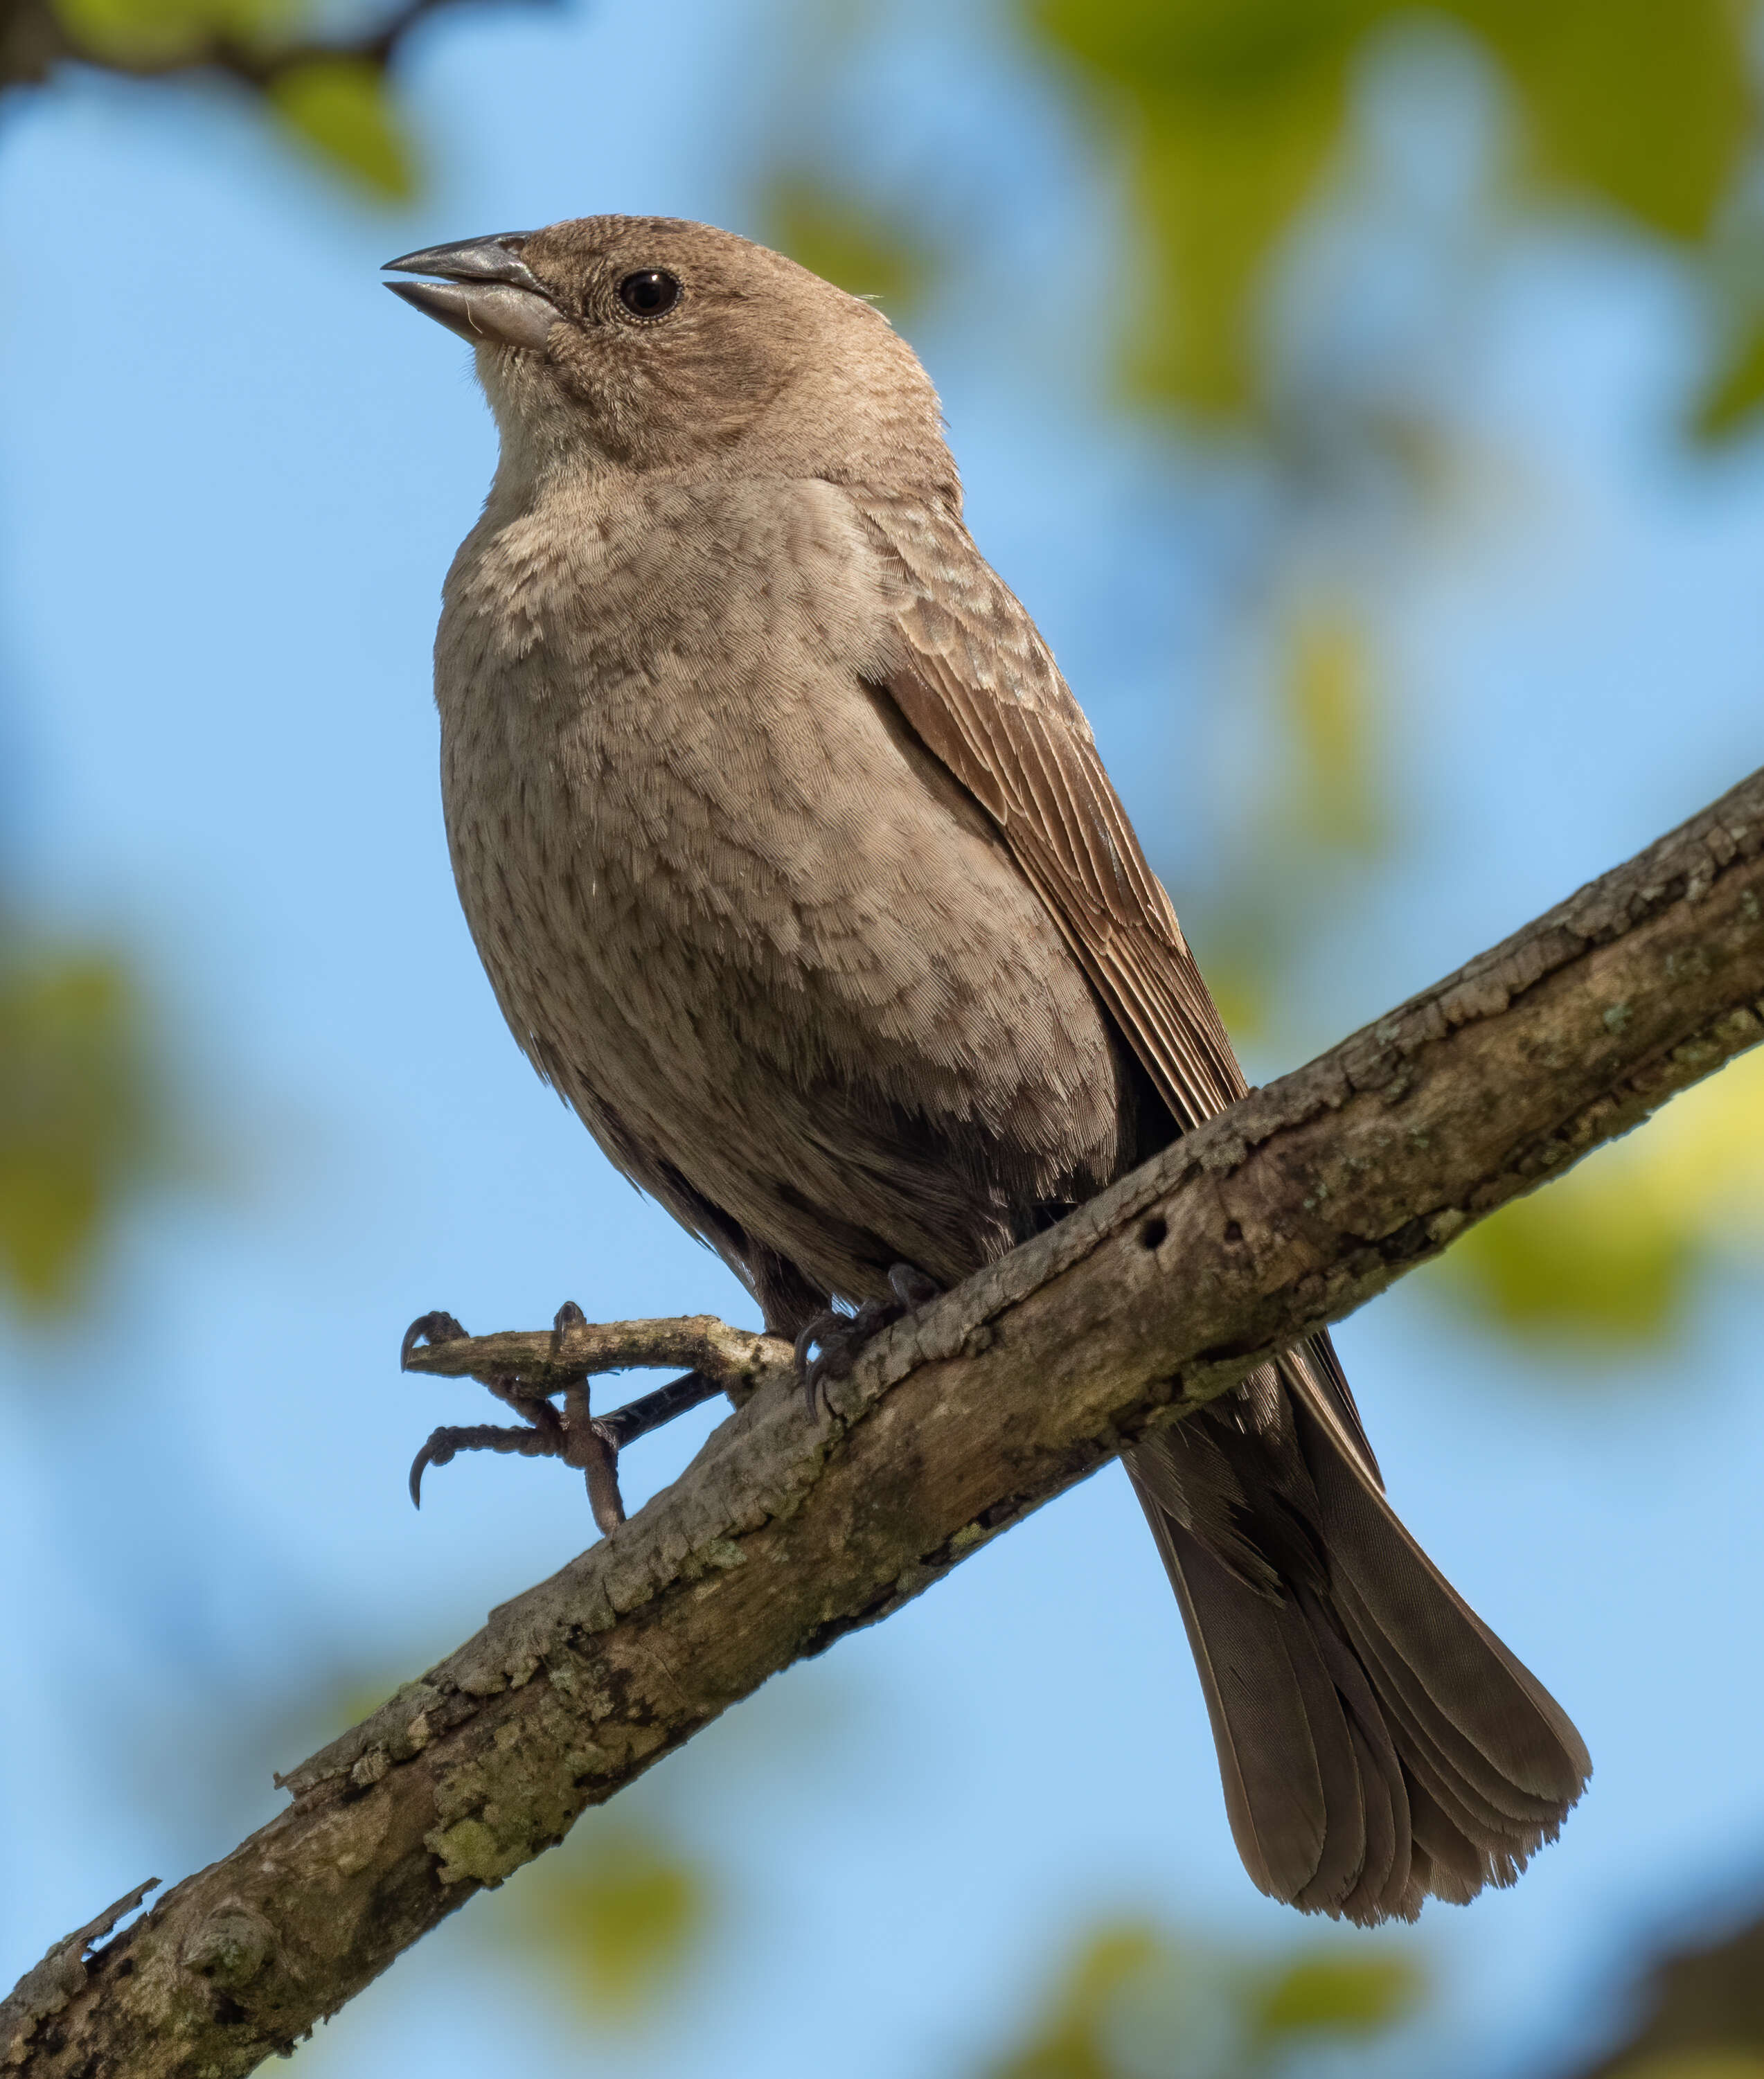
8,767,1764,2077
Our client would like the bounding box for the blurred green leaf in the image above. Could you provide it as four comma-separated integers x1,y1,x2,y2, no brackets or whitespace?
1246,1947,1424,2041
1033,0,1369,414
1459,0,1754,242
1190,934,1275,1042
48,0,425,202
0,940,157,1315
1433,1041,1764,1345
1691,316,1764,443
1166,596,1392,1049
500,1821,709,2022
51,0,293,65
1283,599,1386,854
766,177,932,314
1128,80,1344,414
986,1922,1162,2079
1024,0,1760,420
978,1916,1425,2078
267,57,417,199
1441,1181,1693,1341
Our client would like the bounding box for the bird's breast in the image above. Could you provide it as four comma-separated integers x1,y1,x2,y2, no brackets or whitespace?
428,472,1124,1226
431,476,902,1030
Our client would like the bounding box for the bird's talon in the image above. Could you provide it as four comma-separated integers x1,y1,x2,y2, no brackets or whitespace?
888,1264,940,1309
407,1419,563,1509
793,1308,850,1417
549,1299,587,1357
794,1268,939,1416
401,1310,469,1370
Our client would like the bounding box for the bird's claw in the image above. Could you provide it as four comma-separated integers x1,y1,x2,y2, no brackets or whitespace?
403,1299,626,1534
794,1264,939,1416
549,1298,587,1356
409,1418,562,1508
401,1310,469,1369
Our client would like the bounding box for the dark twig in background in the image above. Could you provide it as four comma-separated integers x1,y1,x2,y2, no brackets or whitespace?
0,0,542,102
1566,1902,1764,2076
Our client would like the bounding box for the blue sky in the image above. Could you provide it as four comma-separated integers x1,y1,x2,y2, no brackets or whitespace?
2,2,1763,2073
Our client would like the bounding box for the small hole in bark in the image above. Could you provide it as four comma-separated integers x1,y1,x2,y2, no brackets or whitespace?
212,1995,248,2027
1223,1220,1243,1243
1139,1217,1168,1252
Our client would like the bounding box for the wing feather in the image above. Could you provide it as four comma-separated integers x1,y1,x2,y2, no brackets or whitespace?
867,497,1377,1472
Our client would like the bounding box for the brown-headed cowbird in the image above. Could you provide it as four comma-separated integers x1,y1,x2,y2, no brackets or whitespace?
385,216,1589,1924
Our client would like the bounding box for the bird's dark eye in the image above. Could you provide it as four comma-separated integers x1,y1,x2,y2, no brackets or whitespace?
617,269,681,319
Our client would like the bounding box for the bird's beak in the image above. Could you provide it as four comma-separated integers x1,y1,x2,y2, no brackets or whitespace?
382,232,560,352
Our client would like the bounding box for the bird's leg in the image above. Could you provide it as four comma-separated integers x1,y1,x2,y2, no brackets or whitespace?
401,1302,790,1519
794,1263,941,1415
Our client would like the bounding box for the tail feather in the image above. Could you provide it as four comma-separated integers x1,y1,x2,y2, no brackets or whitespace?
1297,1587,1416,1916
1405,1778,1498,1904
1341,1720,1405,1921
1139,1498,1329,1902
1278,1603,1371,1917
1329,1569,1567,1835
1297,1392,1591,1805
1334,1596,1542,1861
1126,1337,1589,1925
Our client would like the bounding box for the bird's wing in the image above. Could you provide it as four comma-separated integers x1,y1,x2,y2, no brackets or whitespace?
868,501,1247,1131
861,495,1379,1479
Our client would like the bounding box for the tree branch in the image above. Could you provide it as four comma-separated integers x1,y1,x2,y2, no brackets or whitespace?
9,767,1764,2077
0,0,544,100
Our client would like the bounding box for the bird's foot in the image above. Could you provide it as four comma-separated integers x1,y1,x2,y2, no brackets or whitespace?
400,1303,794,1526
794,1264,940,1416
403,1303,625,1533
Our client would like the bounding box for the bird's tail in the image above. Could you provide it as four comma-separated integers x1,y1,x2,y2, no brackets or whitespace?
1126,1348,1590,1925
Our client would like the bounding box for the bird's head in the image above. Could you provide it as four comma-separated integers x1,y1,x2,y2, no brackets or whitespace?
384,215,954,501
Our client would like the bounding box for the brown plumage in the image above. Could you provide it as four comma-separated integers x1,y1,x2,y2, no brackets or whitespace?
386,214,1590,1922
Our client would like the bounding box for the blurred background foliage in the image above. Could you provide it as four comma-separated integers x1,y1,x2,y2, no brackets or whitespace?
0,931,159,1312
2,0,1758,1348
0,0,436,1312
982,1919,1422,2078
496,1821,710,2022
3,0,1764,2073
1029,0,1761,428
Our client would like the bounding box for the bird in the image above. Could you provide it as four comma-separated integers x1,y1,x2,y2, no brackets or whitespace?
384,215,1590,1925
